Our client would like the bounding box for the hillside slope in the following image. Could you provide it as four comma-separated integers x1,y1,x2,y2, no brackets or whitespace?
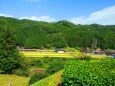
31,70,63,86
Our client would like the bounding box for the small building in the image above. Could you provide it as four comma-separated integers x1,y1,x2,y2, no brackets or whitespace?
56,49,65,53
94,51,100,54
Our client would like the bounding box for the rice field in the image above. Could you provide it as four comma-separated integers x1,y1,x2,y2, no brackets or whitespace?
20,51,109,58
20,52,74,58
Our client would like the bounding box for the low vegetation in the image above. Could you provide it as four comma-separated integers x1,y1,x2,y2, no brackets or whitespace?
62,59,115,86
29,72,48,85
28,57,68,85
31,70,63,86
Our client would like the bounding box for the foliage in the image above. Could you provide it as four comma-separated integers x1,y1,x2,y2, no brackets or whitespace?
47,61,64,75
12,68,30,77
62,59,115,86
0,16,115,49
30,59,43,67
30,70,63,86
76,56,92,61
42,57,54,64
0,27,22,73
45,58,68,75
29,72,48,85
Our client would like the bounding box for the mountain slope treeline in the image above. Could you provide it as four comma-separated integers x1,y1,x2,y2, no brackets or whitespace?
0,16,115,49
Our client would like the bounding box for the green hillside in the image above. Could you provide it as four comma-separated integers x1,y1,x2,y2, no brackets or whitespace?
0,16,115,49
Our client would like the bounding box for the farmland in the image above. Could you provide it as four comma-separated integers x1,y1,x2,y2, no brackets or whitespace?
0,52,113,86
21,51,108,58
0,2,115,86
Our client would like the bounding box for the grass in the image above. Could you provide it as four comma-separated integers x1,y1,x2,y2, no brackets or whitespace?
31,70,63,86
0,74,29,86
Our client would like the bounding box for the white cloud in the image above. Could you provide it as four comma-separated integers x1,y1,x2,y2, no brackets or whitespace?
69,5,115,25
0,13,55,22
0,13,13,17
20,16,55,22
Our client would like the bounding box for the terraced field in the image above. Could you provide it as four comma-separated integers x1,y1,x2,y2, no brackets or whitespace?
31,70,63,86
21,51,108,59
21,52,74,58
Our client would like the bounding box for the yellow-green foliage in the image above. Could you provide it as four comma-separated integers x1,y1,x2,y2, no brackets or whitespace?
0,74,29,86
31,70,63,86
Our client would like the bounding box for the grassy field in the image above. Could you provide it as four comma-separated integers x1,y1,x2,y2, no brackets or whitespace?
31,70,63,86
0,74,29,86
21,51,109,59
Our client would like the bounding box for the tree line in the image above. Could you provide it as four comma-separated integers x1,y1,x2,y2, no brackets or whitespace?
0,16,115,49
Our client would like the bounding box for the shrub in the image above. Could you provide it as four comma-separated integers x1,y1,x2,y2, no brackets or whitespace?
62,59,115,86
47,61,64,75
42,57,54,64
30,59,43,67
76,56,92,61
28,72,48,85
13,68,30,77
12,56,30,77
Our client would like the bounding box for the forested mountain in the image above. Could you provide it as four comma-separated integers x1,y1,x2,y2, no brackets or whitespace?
0,16,115,49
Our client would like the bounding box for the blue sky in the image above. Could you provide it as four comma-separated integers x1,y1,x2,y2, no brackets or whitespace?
0,0,115,25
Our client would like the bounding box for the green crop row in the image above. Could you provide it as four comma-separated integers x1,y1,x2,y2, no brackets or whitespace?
62,59,115,86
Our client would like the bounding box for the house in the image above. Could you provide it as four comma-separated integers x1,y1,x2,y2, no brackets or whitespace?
56,49,65,53
105,50,115,56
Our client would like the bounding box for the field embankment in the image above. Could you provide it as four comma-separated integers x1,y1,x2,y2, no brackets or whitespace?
31,70,63,86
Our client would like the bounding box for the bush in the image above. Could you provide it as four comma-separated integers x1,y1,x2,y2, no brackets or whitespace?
30,59,43,67
76,56,92,61
47,61,64,75
42,57,54,64
13,68,30,77
62,59,115,86
28,72,48,85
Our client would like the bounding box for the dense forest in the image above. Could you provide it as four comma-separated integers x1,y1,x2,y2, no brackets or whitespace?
0,16,115,49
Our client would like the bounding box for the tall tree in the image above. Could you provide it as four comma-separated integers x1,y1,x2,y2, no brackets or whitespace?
0,27,21,73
